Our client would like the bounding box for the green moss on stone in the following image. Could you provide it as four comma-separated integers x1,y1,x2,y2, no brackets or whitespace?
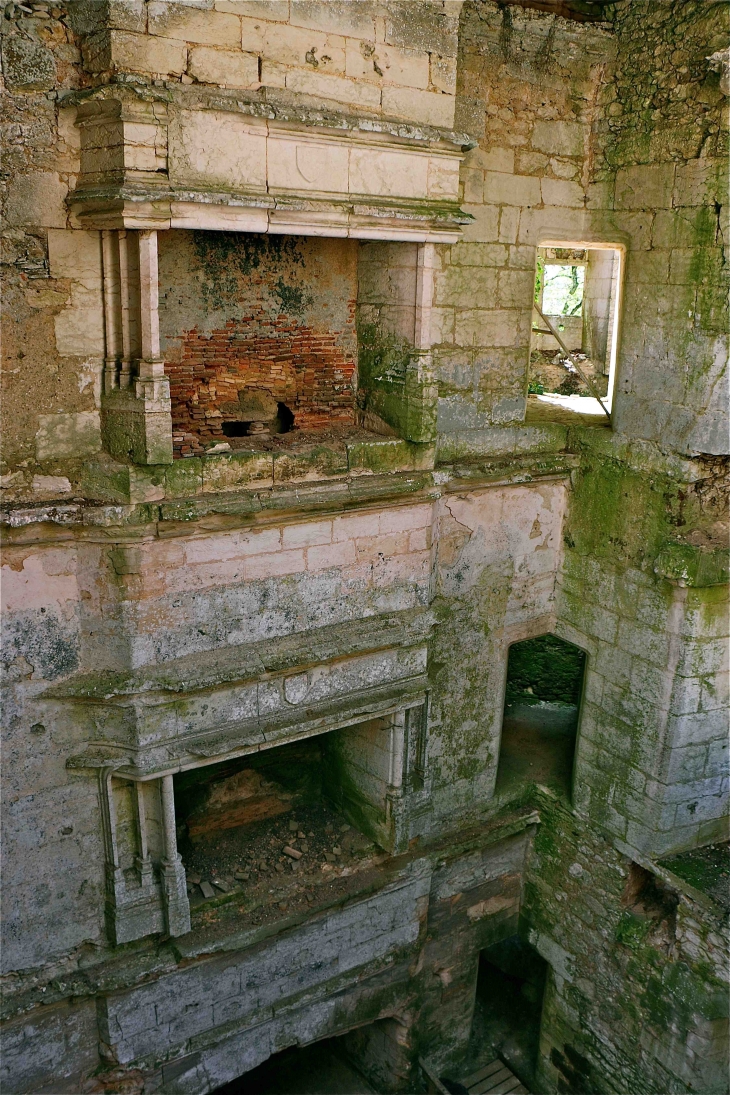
660,842,730,910
347,438,436,474
272,446,349,483
615,911,652,950
357,322,437,443
192,232,304,310
165,458,203,498
654,542,729,587
506,634,586,704
202,451,274,493
567,452,678,570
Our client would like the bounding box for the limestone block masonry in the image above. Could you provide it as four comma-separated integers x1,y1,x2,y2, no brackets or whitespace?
0,2,728,1094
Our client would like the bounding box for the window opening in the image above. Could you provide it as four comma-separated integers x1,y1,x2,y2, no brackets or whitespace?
495,634,585,800
467,936,548,1094
529,244,622,422
540,261,585,319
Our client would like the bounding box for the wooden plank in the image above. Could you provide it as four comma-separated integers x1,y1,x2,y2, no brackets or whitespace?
533,303,611,419
472,1066,512,1094
486,1078,522,1095
463,1060,505,1089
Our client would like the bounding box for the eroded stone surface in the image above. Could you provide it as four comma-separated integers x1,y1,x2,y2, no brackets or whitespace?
0,3,727,1094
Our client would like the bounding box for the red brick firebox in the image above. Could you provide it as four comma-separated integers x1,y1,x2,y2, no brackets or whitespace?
166,310,356,456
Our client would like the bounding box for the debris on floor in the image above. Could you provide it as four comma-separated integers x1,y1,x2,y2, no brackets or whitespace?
180,800,380,920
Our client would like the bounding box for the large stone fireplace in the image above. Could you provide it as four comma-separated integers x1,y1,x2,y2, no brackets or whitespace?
67,87,467,474
159,232,359,456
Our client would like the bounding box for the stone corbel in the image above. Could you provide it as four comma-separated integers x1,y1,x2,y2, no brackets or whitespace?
100,228,173,465
75,91,169,193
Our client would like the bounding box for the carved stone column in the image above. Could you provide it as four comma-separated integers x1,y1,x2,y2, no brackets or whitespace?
386,710,409,854
385,701,430,852
99,768,166,945
160,774,191,937
405,242,438,443
414,242,435,352
101,228,173,465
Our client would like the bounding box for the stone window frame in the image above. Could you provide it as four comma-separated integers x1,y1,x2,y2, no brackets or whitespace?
533,236,626,416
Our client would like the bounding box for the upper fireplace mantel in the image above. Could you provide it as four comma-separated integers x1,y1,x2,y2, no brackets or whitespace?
68,84,472,241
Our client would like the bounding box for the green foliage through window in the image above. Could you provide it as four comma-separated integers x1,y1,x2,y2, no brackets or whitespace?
541,264,585,316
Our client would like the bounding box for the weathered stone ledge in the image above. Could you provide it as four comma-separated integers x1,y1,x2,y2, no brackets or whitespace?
0,458,574,540
0,804,538,1022
53,608,433,704
81,437,438,505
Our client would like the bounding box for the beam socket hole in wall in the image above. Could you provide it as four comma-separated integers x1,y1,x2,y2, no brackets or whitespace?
528,243,623,422
495,634,585,800
174,715,407,916
468,936,548,1094
221,402,295,438
617,862,679,949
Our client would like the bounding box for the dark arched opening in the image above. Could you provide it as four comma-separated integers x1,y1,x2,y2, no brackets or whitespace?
495,633,586,800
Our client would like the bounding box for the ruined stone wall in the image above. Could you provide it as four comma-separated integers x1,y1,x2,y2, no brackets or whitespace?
1,4,728,1094
0,0,461,487
441,0,728,455
72,0,459,129
0,471,563,987
591,0,729,456
1,5,101,480
555,448,729,859
548,0,730,861
524,791,729,1095
427,478,567,820
430,1,613,437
